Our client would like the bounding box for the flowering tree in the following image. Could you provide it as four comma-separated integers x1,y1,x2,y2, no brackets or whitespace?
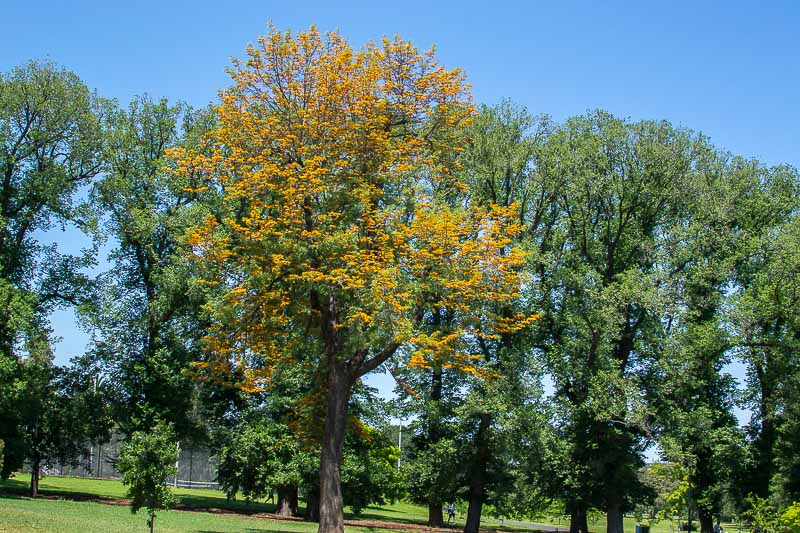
170,26,533,533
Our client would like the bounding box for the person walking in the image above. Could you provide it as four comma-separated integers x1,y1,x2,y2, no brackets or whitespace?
446,502,456,524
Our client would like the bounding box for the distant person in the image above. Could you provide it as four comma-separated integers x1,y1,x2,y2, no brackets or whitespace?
446,502,456,524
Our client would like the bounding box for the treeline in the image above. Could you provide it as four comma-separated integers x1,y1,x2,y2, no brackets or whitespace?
0,26,799,533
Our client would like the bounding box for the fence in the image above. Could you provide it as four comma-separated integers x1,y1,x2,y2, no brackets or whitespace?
41,432,221,490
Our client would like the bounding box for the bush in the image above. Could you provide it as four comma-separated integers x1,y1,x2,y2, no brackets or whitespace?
117,422,178,533
781,502,800,533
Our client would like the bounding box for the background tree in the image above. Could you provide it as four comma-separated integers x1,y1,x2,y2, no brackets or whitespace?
395,362,464,527
117,420,178,533
85,95,216,439
0,59,105,477
217,417,315,516
19,358,113,496
655,154,791,533
729,172,800,505
529,111,698,533
445,100,549,533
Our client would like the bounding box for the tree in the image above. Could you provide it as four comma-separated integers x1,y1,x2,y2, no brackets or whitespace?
86,95,216,439
218,418,315,516
171,27,532,533
396,365,464,527
654,152,775,533
781,502,800,533
19,358,112,496
729,175,800,503
775,373,800,505
453,100,550,533
525,112,721,533
216,378,404,519
0,60,105,476
117,421,178,533
743,495,780,533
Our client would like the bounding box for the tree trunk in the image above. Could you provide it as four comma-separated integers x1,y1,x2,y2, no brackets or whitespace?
606,496,624,533
427,363,444,528
318,363,350,533
277,485,300,516
698,509,714,533
305,489,320,522
464,492,483,533
30,454,40,497
569,501,589,533
428,501,444,527
463,412,490,533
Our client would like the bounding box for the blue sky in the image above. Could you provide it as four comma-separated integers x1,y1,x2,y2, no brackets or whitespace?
4,0,798,169
4,0,798,421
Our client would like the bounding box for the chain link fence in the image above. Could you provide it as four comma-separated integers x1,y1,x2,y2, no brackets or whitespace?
39,433,221,490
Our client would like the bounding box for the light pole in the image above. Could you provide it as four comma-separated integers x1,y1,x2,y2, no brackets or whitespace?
397,423,403,472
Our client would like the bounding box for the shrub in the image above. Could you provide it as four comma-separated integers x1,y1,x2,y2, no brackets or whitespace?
117,422,178,533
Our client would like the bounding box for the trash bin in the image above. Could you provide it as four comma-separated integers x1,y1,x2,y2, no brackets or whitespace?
636,525,651,533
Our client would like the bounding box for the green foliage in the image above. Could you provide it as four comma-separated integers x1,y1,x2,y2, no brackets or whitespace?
0,355,112,492
0,60,106,477
341,426,405,514
526,110,699,524
85,95,217,439
731,211,800,503
217,419,316,503
117,421,178,532
744,495,780,533
403,437,460,505
781,503,800,533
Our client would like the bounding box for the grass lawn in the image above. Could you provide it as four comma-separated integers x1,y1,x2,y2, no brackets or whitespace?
0,473,452,524
0,473,470,532
0,473,750,533
0,494,336,533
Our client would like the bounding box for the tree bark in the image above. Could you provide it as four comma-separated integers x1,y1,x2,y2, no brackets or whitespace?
606,495,624,533
305,489,320,522
463,412,490,533
30,453,40,497
464,491,483,533
427,363,444,528
569,501,589,533
318,362,350,533
698,509,714,533
429,502,444,528
277,485,300,516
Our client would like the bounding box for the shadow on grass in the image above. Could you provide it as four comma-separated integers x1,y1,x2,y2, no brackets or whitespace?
0,478,29,493
177,493,279,515
346,510,427,526
0,478,286,517
196,530,307,533
364,506,401,513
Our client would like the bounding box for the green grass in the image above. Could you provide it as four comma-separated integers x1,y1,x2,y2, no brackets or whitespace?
0,473,750,533
498,514,748,533
0,494,354,533
0,473,280,515
0,473,451,523
0,473,469,532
